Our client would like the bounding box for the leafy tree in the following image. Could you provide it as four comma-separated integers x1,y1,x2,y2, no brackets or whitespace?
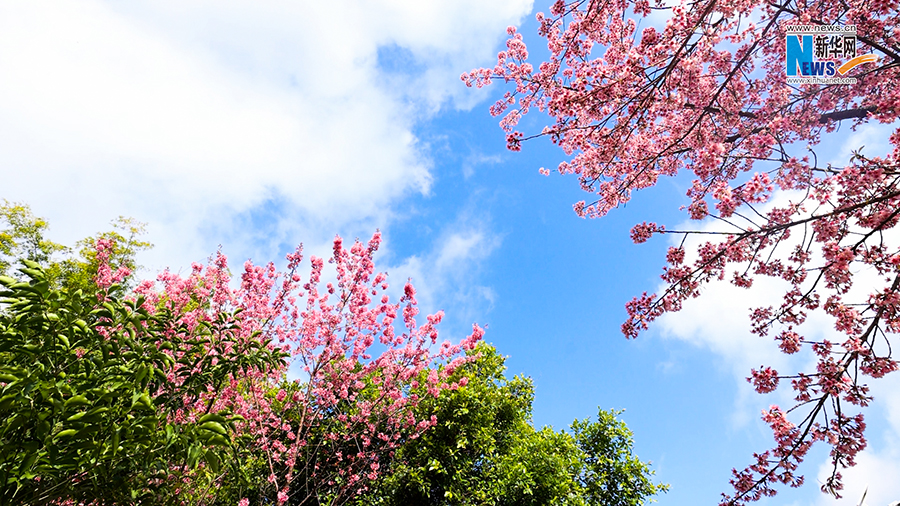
359,342,666,506
571,409,664,506
0,259,283,505
0,201,67,278
466,0,900,503
0,201,151,294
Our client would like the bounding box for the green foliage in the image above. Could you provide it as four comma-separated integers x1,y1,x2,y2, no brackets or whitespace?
0,262,283,505
571,409,669,506
359,343,667,506
0,201,67,278
0,201,151,294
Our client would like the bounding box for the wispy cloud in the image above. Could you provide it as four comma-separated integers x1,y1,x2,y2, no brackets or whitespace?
462,153,502,179
384,209,503,336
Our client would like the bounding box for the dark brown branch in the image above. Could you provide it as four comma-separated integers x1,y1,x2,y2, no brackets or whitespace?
721,107,879,143
684,103,760,118
818,106,878,123
726,127,764,143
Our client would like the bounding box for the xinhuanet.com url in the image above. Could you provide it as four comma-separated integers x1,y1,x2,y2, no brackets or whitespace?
786,77,857,84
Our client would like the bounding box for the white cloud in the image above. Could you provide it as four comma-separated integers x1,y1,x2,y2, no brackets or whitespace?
658,270,805,426
0,0,530,274
462,153,502,179
803,380,900,506
657,190,809,424
385,213,502,334
809,367,900,506
828,123,896,167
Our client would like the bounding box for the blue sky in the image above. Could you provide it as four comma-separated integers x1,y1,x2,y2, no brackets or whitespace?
2,2,899,505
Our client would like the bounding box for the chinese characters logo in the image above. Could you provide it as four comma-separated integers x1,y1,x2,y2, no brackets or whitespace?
785,25,878,84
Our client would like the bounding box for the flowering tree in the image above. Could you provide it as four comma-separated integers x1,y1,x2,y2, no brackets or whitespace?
132,232,483,505
464,0,899,504
1,230,482,505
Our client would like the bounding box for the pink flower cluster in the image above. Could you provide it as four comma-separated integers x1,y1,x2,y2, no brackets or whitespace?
93,238,132,291
101,232,483,504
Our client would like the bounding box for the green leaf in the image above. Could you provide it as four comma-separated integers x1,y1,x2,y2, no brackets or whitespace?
198,413,227,424
0,393,17,412
18,453,38,477
205,449,221,474
64,395,89,408
186,444,201,469
36,420,51,440
204,435,229,447
32,280,49,294
135,364,148,384
20,259,41,270
111,426,120,457
18,267,43,279
199,421,227,436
